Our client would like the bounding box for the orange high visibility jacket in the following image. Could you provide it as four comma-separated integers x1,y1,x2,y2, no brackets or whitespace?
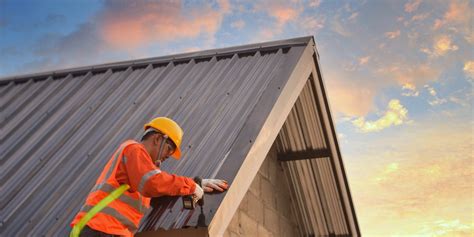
71,140,196,236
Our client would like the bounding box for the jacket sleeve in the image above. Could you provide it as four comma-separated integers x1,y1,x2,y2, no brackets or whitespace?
123,143,196,198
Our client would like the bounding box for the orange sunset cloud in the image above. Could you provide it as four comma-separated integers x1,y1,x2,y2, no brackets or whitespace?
402,83,420,97
463,61,474,80
325,72,377,117
434,0,473,45
377,63,441,87
385,30,401,39
251,0,302,41
404,0,422,13
254,0,300,25
99,1,229,49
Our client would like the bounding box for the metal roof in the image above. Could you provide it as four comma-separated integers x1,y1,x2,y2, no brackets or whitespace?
1,36,359,236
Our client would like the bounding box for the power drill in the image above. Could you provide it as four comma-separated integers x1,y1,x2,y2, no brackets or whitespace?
183,177,204,209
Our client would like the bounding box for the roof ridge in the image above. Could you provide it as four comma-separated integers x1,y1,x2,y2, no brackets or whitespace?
0,36,313,85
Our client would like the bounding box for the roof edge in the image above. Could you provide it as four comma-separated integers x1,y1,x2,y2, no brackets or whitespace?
0,36,314,85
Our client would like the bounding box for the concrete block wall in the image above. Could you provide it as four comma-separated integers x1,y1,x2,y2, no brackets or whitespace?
224,144,300,237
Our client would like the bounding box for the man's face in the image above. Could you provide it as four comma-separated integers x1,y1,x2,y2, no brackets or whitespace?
154,134,176,164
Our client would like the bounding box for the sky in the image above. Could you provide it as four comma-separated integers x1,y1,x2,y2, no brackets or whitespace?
1,0,473,236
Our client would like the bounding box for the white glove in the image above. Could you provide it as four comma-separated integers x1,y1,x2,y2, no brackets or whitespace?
193,183,204,200
202,179,228,192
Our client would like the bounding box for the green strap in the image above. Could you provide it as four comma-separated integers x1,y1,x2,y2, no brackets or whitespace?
70,184,130,237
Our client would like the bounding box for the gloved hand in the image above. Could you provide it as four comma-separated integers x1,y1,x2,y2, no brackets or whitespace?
193,182,204,200
202,179,228,192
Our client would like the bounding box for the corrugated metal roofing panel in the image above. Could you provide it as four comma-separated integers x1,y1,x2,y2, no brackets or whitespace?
1,37,313,236
276,76,357,236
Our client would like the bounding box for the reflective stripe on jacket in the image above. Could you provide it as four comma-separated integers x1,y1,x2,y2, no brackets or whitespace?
71,140,196,236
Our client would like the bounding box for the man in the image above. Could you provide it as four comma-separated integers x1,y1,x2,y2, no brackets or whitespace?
71,117,228,236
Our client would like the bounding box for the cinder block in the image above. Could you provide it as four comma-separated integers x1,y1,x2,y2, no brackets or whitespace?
274,167,289,195
238,190,249,213
226,209,240,233
239,212,258,236
275,192,292,220
245,191,264,223
279,215,299,237
263,206,279,235
259,154,270,179
260,177,276,209
258,224,274,237
249,173,261,196
267,149,280,183
228,230,240,237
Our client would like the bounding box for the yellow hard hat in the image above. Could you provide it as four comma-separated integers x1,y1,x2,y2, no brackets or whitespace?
144,117,183,159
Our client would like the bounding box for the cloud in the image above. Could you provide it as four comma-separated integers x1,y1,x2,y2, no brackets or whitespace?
425,85,437,96
348,12,359,22
433,35,459,55
182,46,201,53
463,60,474,80
368,143,473,220
352,99,409,132
371,153,473,215
99,0,229,49
308,0,321,7
325,74,377,117
252,0,302,40
337,132,347,144
433,0,472,31
346,108,473,236
449,95,470,107
420,35,459,57
299,15,325,34
385,30,401,39
443,0,469,23
18,0,232,74
217,0,231,13
230,19,245,29
428,98,447,106
272,6,298,23
374,162,399,182
358,56,370,65
433,19,444,30
417,219,473,236
425,85,447,106
27,23,109,73
254,0,300,25
331,14,351,37
401,83,419,97
404,0,422,13
411,12,430,22
377,64,440,86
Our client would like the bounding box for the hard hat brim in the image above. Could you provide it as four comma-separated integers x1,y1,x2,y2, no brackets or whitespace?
171,147,181,160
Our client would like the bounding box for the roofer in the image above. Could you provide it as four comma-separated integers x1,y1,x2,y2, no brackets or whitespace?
70,117,228,236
